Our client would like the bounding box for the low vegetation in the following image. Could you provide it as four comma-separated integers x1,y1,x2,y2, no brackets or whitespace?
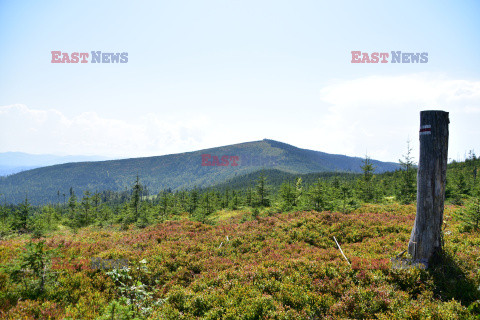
0,152,478,319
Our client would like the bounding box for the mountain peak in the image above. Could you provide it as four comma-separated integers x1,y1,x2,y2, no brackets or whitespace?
0,140,399,204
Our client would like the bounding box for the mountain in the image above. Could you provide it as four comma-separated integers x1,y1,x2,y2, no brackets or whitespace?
0,152,109,176
0,139,399,204
211,168,360,192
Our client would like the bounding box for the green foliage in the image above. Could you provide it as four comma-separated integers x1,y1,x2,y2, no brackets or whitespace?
14,196,31,231
254,171,270,207
66,191,79,230
188,188,199,216
456,195,480,232
359,155,378,202
131,175,143,221
307,179,330,211
0,203,479,319
279,181,296,210
1,156,479,239
0,139,400,205
446,153,480,205
2,148,480,318
396,141,417,204
0,202,12,239
80,190,92,227
101,259,163,319
199,190,215,216
5,239,56,300
339,184,352,213
97,298,139,320
158,191,170,220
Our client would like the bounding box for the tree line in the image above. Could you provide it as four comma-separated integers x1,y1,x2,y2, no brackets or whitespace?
0,148,479,238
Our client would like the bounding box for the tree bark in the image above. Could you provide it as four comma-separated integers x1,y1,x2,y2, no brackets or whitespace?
408,110,449,266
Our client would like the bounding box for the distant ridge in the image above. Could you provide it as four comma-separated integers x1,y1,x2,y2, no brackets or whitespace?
0,152,109,176
0,139,399,204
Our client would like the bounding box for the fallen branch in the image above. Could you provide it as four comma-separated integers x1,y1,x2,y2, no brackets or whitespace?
218,236,229,249
395,250,407,259
333,236,350,265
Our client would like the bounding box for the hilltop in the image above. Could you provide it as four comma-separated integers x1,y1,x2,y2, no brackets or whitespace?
0,139,399,204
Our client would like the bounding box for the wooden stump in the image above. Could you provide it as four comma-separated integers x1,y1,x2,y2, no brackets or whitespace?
408,110,449,267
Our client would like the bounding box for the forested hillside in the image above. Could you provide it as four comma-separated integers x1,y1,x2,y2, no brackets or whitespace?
0,139,399,204
0,152,477,240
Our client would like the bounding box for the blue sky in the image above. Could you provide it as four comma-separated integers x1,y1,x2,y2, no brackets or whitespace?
0,0,479,162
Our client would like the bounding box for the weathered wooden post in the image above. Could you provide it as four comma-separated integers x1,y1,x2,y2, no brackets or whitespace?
408,110,449,267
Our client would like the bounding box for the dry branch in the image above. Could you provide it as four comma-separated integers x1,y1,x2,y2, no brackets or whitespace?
333,236,350,265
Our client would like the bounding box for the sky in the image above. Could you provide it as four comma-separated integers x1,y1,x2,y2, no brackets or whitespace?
0,0,479,163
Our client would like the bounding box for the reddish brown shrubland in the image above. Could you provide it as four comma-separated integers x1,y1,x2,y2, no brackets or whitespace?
0,203,479,319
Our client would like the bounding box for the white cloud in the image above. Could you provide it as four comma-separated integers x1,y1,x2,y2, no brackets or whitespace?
305,73,480,162
1,73,479,163
0,104,210,157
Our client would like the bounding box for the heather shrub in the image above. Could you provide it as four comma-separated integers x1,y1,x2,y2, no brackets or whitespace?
1,204,479,319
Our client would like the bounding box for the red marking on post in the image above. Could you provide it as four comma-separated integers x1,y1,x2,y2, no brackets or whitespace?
420,124,432,135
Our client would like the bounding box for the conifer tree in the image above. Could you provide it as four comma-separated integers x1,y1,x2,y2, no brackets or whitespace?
397,140,417,204
16,196,31,231
280,181,296,209
200,190,214,216
456,172,469,197
308,179,328,212
231,190,239,209
360,154,376,202
159,191,170,218
255,171,270,207
131,175,142,221
295,177,303,206
246,187,253,207
456,191,480,232
340,184,351,214
457,187,480,232
0,199,9,225
81,191,92,226
66,191,80,230
177,190,189,214
188,187,199,215
92,191,101,218
223,188,230,209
